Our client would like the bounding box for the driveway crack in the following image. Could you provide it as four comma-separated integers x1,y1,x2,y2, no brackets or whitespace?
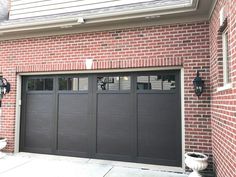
103,166,113,177
0,159,32,175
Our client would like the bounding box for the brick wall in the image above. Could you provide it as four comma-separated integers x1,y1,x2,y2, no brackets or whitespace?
209,0,236,177
0,22,212,174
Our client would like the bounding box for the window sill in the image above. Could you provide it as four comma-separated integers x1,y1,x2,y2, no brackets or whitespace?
217,83,232,92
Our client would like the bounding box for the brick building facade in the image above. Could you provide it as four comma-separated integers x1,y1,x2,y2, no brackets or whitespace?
0,0,235,177
210,0,236,177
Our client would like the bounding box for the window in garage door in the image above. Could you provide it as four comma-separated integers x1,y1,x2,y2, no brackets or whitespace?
27,78,53,91
58,77,88,91
97,76,131,91
137,75,176,90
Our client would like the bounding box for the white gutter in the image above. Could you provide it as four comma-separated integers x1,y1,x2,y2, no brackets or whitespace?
0,0,199,34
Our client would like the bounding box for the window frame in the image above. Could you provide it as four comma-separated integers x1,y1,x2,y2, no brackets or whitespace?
57,75,89,92
136,73,177,93
26,77,54,92
222,30,231,86
96,74,131,93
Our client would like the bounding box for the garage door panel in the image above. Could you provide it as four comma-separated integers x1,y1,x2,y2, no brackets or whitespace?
57,133,88,152
58,113,88,132
24,94,54,150
25,133,51,149
97,94,132,156
137,93,181,165
57,94,89,153
26,94,54,112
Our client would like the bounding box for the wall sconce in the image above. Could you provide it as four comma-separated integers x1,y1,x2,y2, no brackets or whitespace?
193,71,204,97
0,78,10,99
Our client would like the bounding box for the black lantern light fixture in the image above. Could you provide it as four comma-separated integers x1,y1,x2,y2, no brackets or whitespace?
0,78,10,99
193,71,204,97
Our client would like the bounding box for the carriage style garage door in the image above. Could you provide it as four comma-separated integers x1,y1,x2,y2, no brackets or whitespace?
20,70,182,167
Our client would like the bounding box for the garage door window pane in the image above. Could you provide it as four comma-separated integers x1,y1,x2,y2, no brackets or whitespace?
35,79,44,90
45,79,53,90
137,76,149,90
59,78,68,90
59,77,79,91
68,78,79,91
120,76,131,90
163,75,176,90
97,77,108,90
28,78,53,91
109,77,119,90
28,79,35,90
79,77,88,91
150,75,162,90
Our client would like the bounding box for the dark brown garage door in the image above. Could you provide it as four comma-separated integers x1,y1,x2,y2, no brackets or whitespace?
20,70,182,167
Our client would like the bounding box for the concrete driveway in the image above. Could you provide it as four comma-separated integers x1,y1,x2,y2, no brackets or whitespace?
0,153,187,177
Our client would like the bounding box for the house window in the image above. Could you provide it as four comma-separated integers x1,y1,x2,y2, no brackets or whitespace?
222,31,230,85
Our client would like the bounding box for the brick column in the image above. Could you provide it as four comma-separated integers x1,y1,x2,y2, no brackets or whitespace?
0,67,16,152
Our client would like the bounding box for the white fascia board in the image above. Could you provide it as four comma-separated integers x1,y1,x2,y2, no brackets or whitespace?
0,0,199,34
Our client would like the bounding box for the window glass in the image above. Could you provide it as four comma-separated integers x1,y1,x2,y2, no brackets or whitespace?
136,74,176,91
162,75,176,90
137,76,149,90
97,76,130,91
150,75,162,90
59,77,79,91
45,78,53,90
223,32,230,84
79,77,88,91
35,79,44,90
27,79,35,90
97,77,108,90
69,78,79,91
120,76,131,90
109,77,119,90
59,77,68,90
28,78,53,91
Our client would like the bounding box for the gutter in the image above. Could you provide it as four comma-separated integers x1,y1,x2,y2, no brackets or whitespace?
0,0,199,34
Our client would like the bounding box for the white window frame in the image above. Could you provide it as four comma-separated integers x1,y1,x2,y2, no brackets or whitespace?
222,30,231,86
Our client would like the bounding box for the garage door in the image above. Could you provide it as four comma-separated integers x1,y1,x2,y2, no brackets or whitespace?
20,70,182,167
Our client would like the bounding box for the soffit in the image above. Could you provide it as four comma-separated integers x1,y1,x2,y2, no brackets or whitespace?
0,0,216,39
